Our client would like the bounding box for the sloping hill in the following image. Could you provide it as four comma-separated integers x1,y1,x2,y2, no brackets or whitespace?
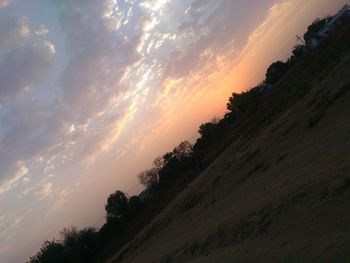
107,21,350,263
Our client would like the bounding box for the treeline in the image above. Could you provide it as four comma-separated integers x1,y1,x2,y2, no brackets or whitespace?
28,15,343,263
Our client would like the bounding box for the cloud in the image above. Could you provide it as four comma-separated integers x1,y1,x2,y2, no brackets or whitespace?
35,182,53,200
0,1,151,198
0,162,28,195
0,208,32,242
0,41,55,103
0,0,282,206
81,103,136,162
34,24,49,35
45,188,70,218
237,0,301,61
0,15,57,190
0,0,146,200
164,0,279,79
0,16,30,48
4,215,23,240
55,0,142,126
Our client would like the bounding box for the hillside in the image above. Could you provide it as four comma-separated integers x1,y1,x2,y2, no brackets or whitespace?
106,19,350,263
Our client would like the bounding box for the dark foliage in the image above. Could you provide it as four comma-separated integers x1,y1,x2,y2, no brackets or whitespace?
303,17,332,42
264,61,289,85
137,168,159,189
28,228,100,263
105,191,128,222
28,240,67,263
158,141,194,185
292,44,306,58
226,85,263,115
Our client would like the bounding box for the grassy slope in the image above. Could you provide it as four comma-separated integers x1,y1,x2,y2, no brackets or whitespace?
105,20,350,263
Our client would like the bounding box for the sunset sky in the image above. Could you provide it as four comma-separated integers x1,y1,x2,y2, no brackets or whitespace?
0,0,348,262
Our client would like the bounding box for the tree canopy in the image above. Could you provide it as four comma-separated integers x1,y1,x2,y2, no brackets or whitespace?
264,61,289,85
28,240,67,263
105,190,128,222
137,168,159,189
303,17,332,42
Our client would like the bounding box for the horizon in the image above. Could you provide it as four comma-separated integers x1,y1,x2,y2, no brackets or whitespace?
0,0,349,262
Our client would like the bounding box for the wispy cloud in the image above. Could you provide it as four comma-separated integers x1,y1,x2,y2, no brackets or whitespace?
0,162,28,195
35,182,53,200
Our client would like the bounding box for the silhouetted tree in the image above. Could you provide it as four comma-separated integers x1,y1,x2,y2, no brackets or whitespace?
28,240,67,263
264,61,288,85
137,168,159,189
226,86,261,116
156,141,195,185
28,226,100,263
105,190,128,222
227,92,245,114
126,195,140,218
304,17,332,42
173,141,193,160
292,44,306,58
198,122,217,138
153,156,164,171
60,226,99,263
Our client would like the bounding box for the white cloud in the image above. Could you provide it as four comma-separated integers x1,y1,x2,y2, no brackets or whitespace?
0,1,148,195
34,24,49,35
55,0,142,126
43,41,55,53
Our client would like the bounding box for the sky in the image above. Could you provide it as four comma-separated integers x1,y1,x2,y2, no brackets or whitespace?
0,0,348,262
